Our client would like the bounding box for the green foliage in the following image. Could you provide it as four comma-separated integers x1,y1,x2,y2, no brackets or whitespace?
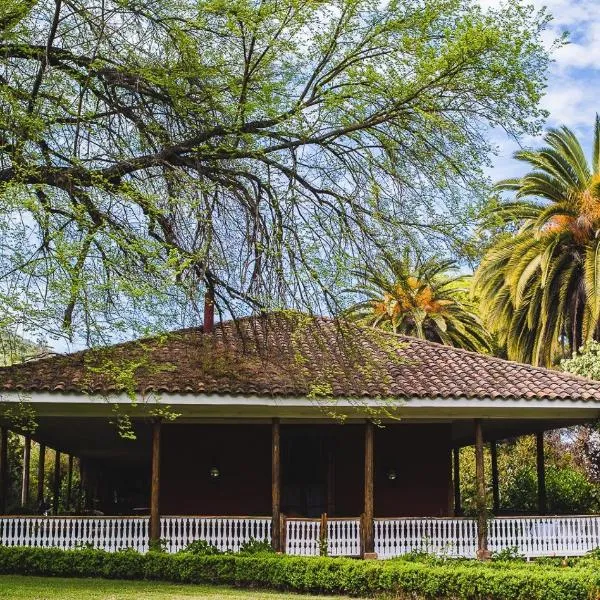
501,466,600,515
475,117,600,366
238,539,274,555
491,547,525,562
458,436,600,516
0,546,598,600
562,341,600,380
346,250,491,352
182,540,222,556
0,0,553,342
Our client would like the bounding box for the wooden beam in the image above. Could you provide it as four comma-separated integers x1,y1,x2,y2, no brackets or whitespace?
149,418,162,547
453,447,461,516
490,440,500,514
474,419,489,559
0,428,8,514
363,420,375,556
36,443,46,505
52,450,61,515
66,455,73,510
271,418,281,552
536,432,547,515
21,435,31,507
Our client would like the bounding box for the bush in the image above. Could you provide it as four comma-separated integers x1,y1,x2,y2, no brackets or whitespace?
182,539,222,556
501,465,599,515
0,546,598,599
238,538,274,555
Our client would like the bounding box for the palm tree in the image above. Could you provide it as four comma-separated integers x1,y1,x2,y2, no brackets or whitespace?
346,250,491,352
475,117,600,366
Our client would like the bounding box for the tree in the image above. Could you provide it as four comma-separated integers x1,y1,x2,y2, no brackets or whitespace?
345,250,491,351
475,118,600,366
0,328,47,366
0,0,552,344
459,435,600,516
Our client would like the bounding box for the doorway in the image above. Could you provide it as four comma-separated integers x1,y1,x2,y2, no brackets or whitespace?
281,427,332,517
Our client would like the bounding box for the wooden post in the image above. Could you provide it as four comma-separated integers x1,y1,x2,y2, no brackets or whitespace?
319,513,328,556
36,443,46,505
490,440,500,514
271,418,281,552
21,435,31,507
363,420,375,557
66,455,73,510
280,513,287,554
0,428,8,514
536,432,547,515
474,419,489,559
149,418,162,547
52,450,61,515
453,447,461,516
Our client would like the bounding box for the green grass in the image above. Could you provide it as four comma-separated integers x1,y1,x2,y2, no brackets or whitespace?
0,575,360,600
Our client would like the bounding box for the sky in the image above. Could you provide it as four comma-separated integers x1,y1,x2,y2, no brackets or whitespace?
481,0,600,180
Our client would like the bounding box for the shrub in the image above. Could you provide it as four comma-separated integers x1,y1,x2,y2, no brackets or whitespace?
491,547,525,562
0,546,599,599
181,539,222,556
238,539,274,555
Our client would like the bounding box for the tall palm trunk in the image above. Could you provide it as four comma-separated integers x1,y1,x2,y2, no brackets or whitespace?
570,291,585,356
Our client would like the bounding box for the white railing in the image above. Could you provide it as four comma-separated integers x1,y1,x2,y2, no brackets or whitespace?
488,516,600,557
328,518,361,556
3,515,600,559
0,516,149,552
284,518,361,557
286,519,321,556
375,518,478,558
161,516,271,553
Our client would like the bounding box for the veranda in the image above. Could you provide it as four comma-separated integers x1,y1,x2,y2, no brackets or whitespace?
0,418,597,560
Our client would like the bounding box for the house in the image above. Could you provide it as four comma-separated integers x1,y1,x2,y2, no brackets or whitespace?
1,312,600,559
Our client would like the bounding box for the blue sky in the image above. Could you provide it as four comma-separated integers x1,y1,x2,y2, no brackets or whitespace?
482,0,600,180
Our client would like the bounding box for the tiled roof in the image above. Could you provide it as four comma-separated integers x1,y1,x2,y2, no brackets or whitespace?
1,314,600,401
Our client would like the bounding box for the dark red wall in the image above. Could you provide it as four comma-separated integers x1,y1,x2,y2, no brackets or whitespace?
157,422,452,518
374,424,452,517
160,424,272,515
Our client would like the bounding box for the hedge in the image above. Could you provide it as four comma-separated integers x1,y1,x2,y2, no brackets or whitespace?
0,546,599,600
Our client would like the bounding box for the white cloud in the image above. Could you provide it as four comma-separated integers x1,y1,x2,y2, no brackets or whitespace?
477,0,600,182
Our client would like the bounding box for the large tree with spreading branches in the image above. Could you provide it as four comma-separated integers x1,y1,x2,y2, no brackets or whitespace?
0,0,552,344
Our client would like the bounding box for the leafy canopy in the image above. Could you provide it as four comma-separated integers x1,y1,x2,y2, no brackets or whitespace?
0,0,552,343
345,250,491,351
475,117,600,366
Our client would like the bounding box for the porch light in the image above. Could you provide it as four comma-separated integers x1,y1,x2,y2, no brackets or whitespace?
387,469,397,481
209,466,220,479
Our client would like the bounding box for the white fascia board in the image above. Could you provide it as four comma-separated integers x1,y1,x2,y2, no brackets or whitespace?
1,391,600,420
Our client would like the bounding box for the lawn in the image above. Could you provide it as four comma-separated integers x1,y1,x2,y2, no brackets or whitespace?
0,575,361,600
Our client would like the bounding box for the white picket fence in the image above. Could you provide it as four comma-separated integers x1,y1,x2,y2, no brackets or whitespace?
375,518,478,558
285,518,321,556
488,516,600,557
328,518,361,556
2,515,600,558
0,517,149,552
161,516,271,553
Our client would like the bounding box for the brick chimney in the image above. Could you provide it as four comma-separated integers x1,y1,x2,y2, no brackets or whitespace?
203,290,214,333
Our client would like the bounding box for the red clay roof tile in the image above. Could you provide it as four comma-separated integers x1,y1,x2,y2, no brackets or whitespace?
1,313,600,401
